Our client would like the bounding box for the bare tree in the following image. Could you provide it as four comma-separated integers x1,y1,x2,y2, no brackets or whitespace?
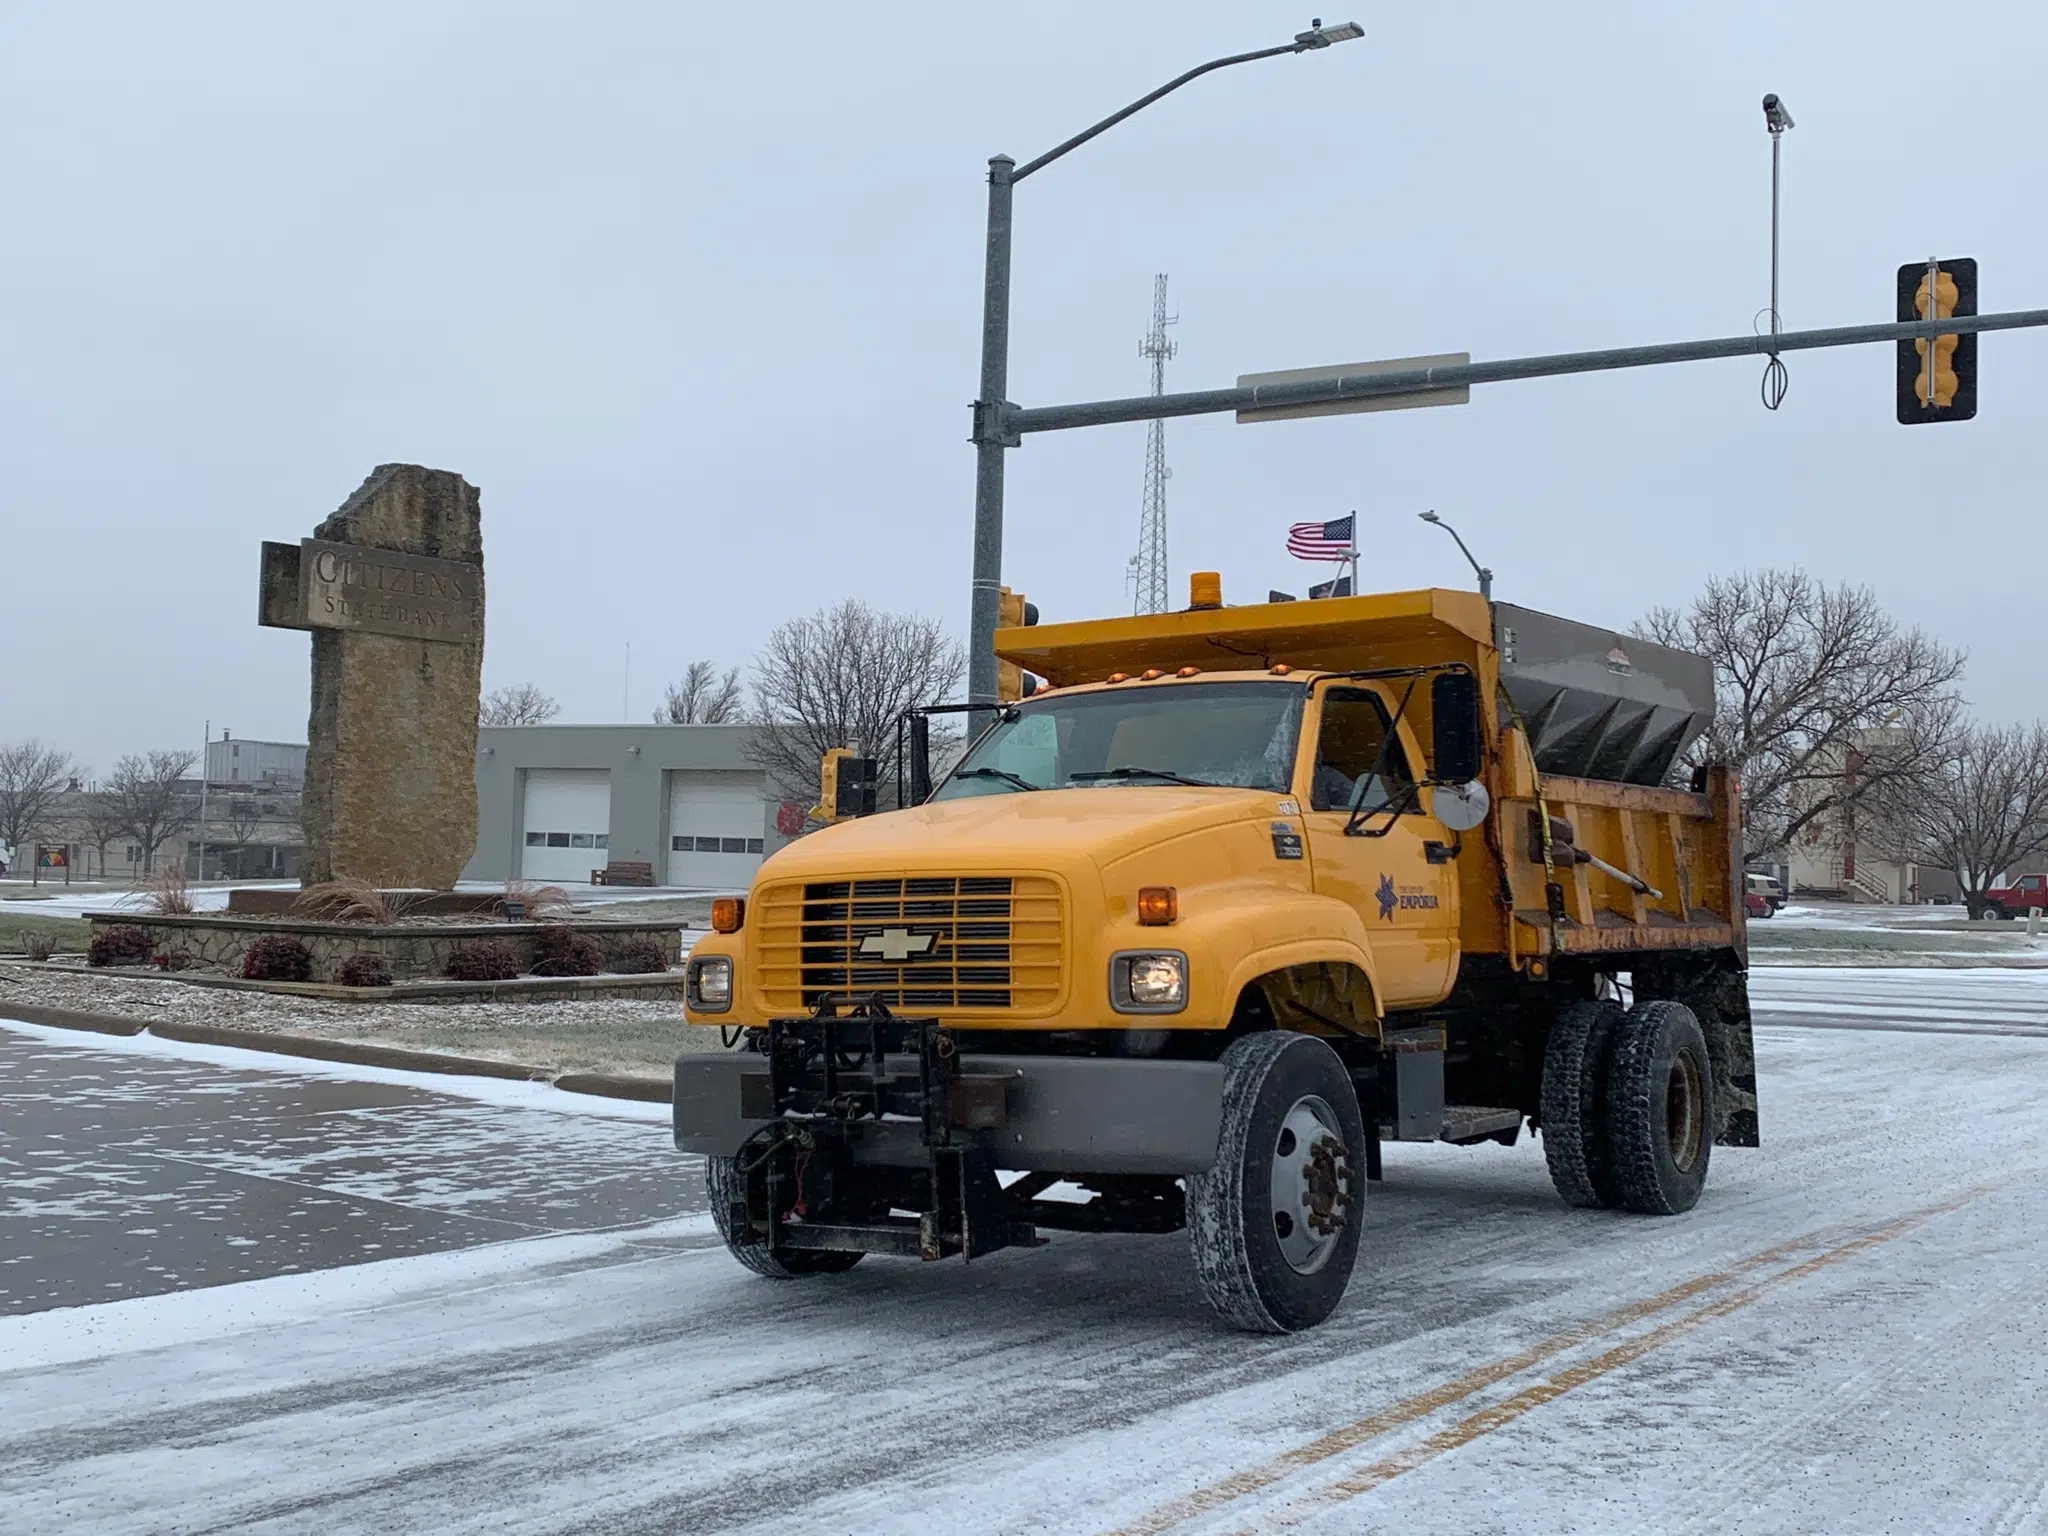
748,599,965,803
70,791,130,880
1892,723,2048,916
0,739,79,861
1640,570,1965,863
220,794,264,878
655,661,745,724
108,749,200,874
480,683,561,726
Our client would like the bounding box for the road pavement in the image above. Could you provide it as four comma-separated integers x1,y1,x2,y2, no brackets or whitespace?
3,970,2047,1533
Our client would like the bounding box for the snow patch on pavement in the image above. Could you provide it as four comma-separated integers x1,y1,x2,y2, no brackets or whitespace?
0,1015,675,1122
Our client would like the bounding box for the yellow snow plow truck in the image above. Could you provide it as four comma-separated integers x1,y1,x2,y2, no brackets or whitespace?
675,581,1755,1333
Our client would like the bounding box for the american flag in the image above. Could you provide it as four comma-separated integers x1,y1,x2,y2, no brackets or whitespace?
1286,514,1355,562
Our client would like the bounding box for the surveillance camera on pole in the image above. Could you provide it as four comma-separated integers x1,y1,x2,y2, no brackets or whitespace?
1759,93,1795,409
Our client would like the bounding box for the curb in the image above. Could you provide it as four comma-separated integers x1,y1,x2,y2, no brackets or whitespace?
3,1004,675,1102
554,1071,674,1103
0,1002,149,1037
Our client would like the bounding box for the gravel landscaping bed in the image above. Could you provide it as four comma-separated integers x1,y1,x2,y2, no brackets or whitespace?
0,963,731,1078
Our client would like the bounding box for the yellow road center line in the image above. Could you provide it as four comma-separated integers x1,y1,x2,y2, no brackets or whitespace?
1247,1190,1985,1531
1110,1227,1827,1536
1115,1193,1986,1536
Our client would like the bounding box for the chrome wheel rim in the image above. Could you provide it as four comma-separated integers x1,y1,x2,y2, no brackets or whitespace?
1268,1094,1352,1275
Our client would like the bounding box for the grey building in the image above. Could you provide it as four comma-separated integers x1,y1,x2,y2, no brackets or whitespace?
463,724,804,888
203,733,306,788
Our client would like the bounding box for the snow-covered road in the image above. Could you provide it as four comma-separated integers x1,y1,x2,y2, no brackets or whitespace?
4,973,2048,1533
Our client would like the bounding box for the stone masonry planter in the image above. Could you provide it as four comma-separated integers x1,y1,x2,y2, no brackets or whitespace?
84,912,682,984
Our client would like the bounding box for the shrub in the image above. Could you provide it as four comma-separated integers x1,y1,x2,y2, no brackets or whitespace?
499,881,574,922
611,935,671,974
152,950,196,972
444,939,521,982
337,952,394,988
143,865,194,915
293,877,409,924
242,934,313,982
23,931,58,963
88,924,154,967
529,925,603,977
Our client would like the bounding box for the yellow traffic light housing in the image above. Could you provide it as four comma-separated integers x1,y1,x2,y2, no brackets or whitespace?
1897,258,1977,423
995,586,1041,703
817,748,876,822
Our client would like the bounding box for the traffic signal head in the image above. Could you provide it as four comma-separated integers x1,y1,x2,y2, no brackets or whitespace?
1897,258,1977,423
995,586,1040,703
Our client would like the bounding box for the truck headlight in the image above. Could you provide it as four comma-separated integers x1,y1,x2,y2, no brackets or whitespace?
1110,950,1188,1013
687,956,733,1013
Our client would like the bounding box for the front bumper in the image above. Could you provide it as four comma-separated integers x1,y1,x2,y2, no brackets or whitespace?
673,1050,1226,1176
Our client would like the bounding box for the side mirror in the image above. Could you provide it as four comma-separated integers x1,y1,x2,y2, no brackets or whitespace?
1431,671,1483,783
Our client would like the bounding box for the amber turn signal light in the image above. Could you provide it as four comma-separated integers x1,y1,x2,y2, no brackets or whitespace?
711,897,746,934
1137,886,1178,926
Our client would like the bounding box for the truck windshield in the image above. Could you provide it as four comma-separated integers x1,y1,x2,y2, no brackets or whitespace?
934,681,1304,799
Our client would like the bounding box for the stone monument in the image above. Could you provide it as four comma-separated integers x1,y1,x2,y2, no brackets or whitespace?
259,464,485,889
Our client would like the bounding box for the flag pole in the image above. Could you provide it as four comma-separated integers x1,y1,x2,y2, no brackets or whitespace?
1347,509,1359,595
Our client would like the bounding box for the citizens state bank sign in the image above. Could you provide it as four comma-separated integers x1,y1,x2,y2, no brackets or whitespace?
259,537,481,645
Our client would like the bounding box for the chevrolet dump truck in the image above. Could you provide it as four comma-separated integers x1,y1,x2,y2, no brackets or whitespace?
675,583,1756,1333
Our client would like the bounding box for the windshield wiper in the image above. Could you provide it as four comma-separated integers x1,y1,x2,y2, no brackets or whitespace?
949,766,1041,793
1069,766,1226,788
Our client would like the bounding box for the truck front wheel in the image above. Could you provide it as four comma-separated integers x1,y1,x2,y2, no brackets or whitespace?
1604,1000,1714,1215
1187,1032,1365,1333
704,1154,864,1278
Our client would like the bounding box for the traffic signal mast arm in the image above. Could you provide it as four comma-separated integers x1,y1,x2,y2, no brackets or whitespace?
998,305,2048,436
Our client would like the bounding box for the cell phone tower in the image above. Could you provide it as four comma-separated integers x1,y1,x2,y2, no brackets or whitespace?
1131,273,1178,615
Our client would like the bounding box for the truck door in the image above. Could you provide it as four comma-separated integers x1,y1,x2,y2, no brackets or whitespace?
1300,685,1459,1009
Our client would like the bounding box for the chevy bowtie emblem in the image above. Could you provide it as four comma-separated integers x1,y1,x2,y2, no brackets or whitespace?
857,928,938,962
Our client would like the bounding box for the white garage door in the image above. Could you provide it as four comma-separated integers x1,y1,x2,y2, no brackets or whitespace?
521,769,612,883
666,771,769,889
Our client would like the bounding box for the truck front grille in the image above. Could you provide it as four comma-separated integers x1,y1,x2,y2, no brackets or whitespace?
754,875,1062,1013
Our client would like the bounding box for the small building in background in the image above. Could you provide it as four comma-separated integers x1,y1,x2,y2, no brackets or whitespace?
203,734,306,788
464,724,805,889
188,731,307,880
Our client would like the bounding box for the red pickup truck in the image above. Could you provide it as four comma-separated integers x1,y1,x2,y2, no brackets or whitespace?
1978,873,2048,918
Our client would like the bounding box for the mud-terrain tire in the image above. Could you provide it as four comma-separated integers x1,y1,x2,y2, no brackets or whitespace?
1187,1032,1366,1334
1604,1000,1714,1215
705,1154,864,1278
1541,998,1625,1210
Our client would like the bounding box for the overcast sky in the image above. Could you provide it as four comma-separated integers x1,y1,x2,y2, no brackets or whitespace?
4,1,2043,772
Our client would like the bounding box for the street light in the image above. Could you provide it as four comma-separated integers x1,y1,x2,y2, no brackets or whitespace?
966,20,1365,711
1418,510,1493,600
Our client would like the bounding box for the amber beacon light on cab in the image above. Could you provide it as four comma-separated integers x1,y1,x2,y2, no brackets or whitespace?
674,577,1754,1333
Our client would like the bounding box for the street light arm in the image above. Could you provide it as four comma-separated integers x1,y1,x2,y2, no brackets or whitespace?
1421,513,1493,599
1012,42,1303,182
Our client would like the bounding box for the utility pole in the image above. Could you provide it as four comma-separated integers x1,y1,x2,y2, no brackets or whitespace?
1132,274,1178,614
966,22,1366,714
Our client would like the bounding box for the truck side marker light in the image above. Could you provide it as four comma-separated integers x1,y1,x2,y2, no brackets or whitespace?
1177,666,1201,678
1141,668,1164,681
711,897,746,934
1137,886,1179,925
1270,663,1293,675
1107,673,1130,684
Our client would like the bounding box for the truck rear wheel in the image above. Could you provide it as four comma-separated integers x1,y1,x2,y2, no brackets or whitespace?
704,1154,864,1278
1604,1000,1714,1215
1541,998,1624,1209
1187,1032,1365,1334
